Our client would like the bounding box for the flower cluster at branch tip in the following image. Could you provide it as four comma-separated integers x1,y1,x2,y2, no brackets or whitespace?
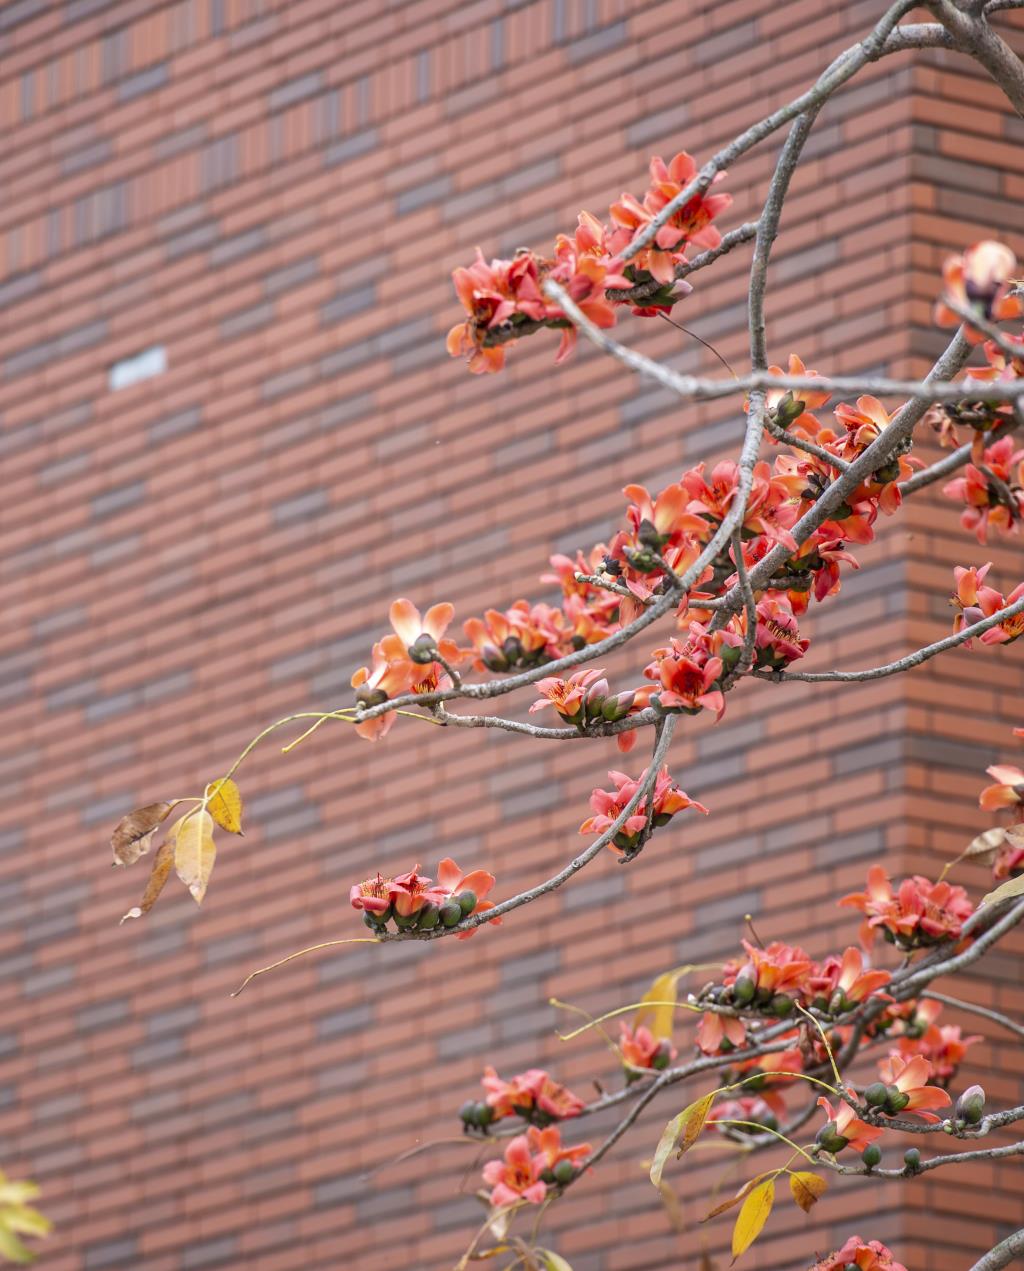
446,150,732,373
839,865,973,951
481,1125,593,1207
460,1067,585,1131
809,1237,908,1271
619,1022,676,1078
350,858,498,939
578,766,708,855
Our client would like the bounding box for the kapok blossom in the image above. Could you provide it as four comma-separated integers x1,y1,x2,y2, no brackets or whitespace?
349,872,396,915
481,1134,547,1207
950,562,1003,638
893,1001,980,1083
530,667,610,724
526,1125,592,1172
481,1067,584,1124
708,1094,784,1138
432,857,501,939
643,633,725,718
815,946,892,1013
810,1237,909,1271
839,865,973,950
816,1090,884,1154
578,766,708,853
695,1010,746,1056
876,1053,952,1119
980,763,1024,818
978,581,1024,647
942,436,1024,544
934,240,1023,341
387,598,462,666
724,939,814,1005
619,1022,676,1073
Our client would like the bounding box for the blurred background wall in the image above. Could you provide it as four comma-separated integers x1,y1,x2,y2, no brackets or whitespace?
1,0,1023,1267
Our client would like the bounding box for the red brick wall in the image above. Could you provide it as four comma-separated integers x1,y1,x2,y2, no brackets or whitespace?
1,2,1022,1268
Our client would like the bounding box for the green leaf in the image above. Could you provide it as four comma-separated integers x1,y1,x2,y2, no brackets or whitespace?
731,1178,774,1262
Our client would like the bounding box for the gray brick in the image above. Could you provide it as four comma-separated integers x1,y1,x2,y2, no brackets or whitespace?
182,1236,237,1269
132,1034,186,1067
627,103,689,149
314,1172,363,1205
764,814,830,853
262,363,315,401
39,450,90,486
154,123,207,161
0,269,41,307
395,173,452,216
78,997,129,1032
696,718,764,759
503,156,559,196
566,20,626,63
0,0,39,30
61,138,112,177
321,283,376,325
91,533,141,568
694,889,761,930
262,801,320,844
24,964,76,997
85,688,140,723
692,19,758,66
36,1091,84,1121
82,792,135,827
815,827,885,866
209,226,265,266
578,424,632,466
317,1002,373,1039
321,393,374,430
264,255,318,297
146,1002,200,1037
324,128,378,167
833,736,902,777
203,931,259,968
437,1024,493,1060
906,733,998,771
500,946,560,986
5,319,107,380
272,487,328,525
563,871,627,910
774,239,840,282
117,61,168,102
220,301,273,339
200,134,239,192
164,221,219,260
150,405,203,444
47,676,98,711
0,1033,17,1059
269,71,323,112
91,480,145,519
85,1236,138,1269
494,430,552,469
357,1185,416,1222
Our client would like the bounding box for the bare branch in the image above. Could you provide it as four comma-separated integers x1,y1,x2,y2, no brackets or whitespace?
968,1227,1024,1271
921,990,1024,1042
926,0,1024,115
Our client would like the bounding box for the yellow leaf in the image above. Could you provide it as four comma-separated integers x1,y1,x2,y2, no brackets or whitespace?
205,777,243,835
174,811,216,905
537,1251,574,1271
650,1091,715,1187
120,839,176,924
634,966,692,1042
110,801,172,866
731,1178,774,1262
700,1174,771,1224
788,1171,826,1213
982,871,1024,907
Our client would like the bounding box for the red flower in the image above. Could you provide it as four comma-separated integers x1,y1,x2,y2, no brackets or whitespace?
527,1125,591,1171
481,1134,547,1207
893,1001,980,1083
810,1237,908,1271
935,240,1023,342
943,436,1024,544
816,1091,884,1154
579,766,708,852
839,865,973,950
619,1022,676,1073
349,872,396,916
724,939,814,1003
695,1011,746,1056
643,632,725,718
481,1068,584,1124
432,858,501,940
876,1053,952,1119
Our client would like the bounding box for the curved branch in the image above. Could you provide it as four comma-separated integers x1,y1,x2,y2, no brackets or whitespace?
969,1228,1024,1271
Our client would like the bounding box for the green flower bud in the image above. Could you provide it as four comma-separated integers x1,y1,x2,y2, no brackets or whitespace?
956,1085,986,1125
732,977,756,1006
652,1043,672,1070
408,633,438,664
417,904,440,930
477,1102,495,1127
774,392,806,428
440,901,463,928
815,1121,849,1154
770,994,794,1018
553,1160,575,1185
861,1144,882,1169
864,1082,889,1108
874,461,901,484
456,890,477,916
459,1100,479,1126
903,1147,921,1173
886,1088,911,1114
540,1167,556,1184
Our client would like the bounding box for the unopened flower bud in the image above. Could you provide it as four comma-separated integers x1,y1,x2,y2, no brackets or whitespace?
459,1100,478,1126
770,993,794,1018
540,1167,556,1184
815,1121,849,1154
408,633,438,664
652,1042,672,1070
482,647,509,673
956,1085,986,1125
456,890,477,916
637,518,669,551
903,1147,921,1173
477,1102,494,1127
417,904,440,930
773,392,806,429
439,901,463,928
502,636,524,665
963,241,1017,315
731,976,756,1006
886,1088,910,1115
861,1144,882,1169
553,1160,575,1185
864,1082,889,1109
355,685,389,709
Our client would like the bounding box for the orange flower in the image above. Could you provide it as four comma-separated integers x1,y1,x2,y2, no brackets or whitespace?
876,1053,952,1118
527,1125,592,1171
481,1134,547,1207
619,1022,676,1072
432,857,500,940
388,598,462,668
839,865,973,950
811,1237,908,1271
695,1011,746,1056
935,240,1023,342
816,1091,883,1154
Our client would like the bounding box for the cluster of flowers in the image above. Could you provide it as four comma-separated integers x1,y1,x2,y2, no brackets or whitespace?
349,858,498,939
577,766,708,854
943,436,1024,544
481,1126,592,1207
979,724,1024,879
809,1237,908,1271
952,564,1024,647
446,150,732,373
619,1022,677,1079
463,1066,586,1130
840,866,973,951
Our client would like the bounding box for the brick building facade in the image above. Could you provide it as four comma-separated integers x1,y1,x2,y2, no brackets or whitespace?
1,1,1023,1268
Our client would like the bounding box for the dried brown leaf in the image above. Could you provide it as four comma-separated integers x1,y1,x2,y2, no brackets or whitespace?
119,839,175,924
788,1171,826,1213
110,802,172,866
